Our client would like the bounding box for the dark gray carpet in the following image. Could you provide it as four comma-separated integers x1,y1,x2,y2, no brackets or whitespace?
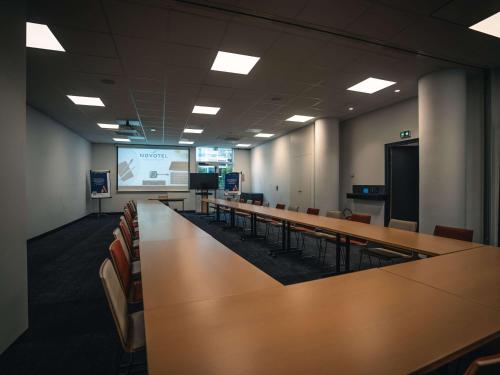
0,214,145,375
181,212,395,285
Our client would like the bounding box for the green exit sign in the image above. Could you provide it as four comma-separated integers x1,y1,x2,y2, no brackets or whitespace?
400,130,411,139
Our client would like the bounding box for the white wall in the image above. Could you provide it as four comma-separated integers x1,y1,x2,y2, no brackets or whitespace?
91,144,251,212
339,98,419,226
26,107,92,238
0,1,28,353
251,119,340,213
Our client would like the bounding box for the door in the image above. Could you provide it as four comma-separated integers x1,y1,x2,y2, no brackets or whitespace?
291,154,313,211
390,145,419,223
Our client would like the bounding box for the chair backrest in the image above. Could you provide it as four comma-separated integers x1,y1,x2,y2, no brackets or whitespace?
434,225,473,242
464,352,500,375
349,214,371,224
389,219,417,232
254,200,263,206
119,218,134,257
288,206,299,212
276,203,286,210
123,208,134,231
109,239,131,295
99,259,129,351
113,228,132,264
127,201,136,217
326,210,343,219
239,198,245,203
307,208,320,215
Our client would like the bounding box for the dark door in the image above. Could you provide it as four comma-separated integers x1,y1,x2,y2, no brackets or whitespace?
390,146,419,223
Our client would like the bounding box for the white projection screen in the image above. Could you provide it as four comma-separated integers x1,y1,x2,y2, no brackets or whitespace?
117,146,189,192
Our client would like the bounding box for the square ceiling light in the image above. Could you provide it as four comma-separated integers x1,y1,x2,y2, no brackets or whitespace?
286,115,315,123
183,128,204,134
192,105,220,115
67,95,105,107
98,123,119,129
113,138,130,142
347,77,396,94
254,133,274,138
236,144,251,147
469,11,500,38
26,22,65,51
179,140,194,145
211,51,260,75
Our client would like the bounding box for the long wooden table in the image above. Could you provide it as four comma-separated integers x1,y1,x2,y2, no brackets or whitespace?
137,200,280,311
204,198,483,271
144,269,500,375
384,246,500,310
138,200,500,375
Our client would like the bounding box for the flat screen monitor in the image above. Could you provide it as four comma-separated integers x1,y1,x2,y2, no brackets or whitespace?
189,173,219,190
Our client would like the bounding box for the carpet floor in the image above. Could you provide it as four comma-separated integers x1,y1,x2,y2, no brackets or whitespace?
0,213,145,375
181,211,399,285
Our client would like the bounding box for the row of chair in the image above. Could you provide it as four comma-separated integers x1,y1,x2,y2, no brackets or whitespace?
212,198,475,269
99,201,146,371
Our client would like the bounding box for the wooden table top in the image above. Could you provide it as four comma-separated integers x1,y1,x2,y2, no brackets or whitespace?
138,200,208,241
144,269,500,375
205,198,482,256
383,246,500,310
140,236,281,310
137,200,280,310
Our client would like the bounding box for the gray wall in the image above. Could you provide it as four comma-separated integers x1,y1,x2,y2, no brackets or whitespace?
339,98,419,225
26,107,92,239
91,143,251,212
0,1,28,353
251,118,340,213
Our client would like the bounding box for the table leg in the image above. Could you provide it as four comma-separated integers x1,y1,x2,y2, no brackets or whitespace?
251,214,256,237
286,222,291,251
216,205,220,221
230,208,235,228
281,220,286,251
345,236,351,272
336,233,341,274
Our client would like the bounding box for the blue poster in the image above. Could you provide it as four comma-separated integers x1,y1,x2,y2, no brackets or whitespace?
224,172,241,194
90,170,111,198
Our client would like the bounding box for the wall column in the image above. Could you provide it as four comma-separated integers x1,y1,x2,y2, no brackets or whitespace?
0,1,28,353
314,118,340,210
419,69,467,234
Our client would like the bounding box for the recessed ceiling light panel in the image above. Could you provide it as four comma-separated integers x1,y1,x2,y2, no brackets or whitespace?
236,144,251,147
192,105,220,115
183,128,204,134
67,95,105,107
113,138,130,142
211,51,260,75
179,140,194,145
286,115,315,123
347,77,396,94
26,22,65,51
470,11,500,38
98,123,119,129
255,133,274,138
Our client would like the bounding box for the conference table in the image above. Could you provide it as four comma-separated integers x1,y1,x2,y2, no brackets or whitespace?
204,198,483,272
137,200,500,375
